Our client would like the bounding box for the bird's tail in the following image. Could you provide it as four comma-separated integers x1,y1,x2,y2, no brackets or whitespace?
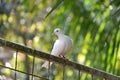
42,61,53,69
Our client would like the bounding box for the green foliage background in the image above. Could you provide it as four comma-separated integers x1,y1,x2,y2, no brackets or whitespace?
0,0,120,80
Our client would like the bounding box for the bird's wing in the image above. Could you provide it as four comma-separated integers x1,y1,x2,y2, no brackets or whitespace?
65,36,73,52
51,39,65,56
60,36,73,55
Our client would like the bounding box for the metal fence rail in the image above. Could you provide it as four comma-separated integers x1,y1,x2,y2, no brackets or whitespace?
0,38,120,80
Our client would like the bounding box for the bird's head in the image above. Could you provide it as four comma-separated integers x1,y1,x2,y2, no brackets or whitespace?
54,28,63,36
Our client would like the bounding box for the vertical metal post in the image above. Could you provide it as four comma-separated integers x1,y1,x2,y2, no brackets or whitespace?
62,65,65,80
48,60,50,80
92,74,94,80
31,49,35,80
15,51,18,80
78,70,81,80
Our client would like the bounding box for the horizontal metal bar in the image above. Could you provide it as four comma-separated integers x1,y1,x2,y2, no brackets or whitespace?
0,38,120,80
0,65,48,80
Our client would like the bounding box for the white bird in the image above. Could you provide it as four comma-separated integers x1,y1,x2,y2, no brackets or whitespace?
42,28,73,68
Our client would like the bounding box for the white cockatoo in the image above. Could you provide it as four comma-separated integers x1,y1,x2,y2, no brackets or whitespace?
42,28,73,68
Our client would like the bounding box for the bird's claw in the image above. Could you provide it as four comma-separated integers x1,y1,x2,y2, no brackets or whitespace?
59,55,69,61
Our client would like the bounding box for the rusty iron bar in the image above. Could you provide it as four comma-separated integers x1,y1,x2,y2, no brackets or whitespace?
0,38,120,80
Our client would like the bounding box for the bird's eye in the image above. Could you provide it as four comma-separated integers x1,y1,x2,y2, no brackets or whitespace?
56,30,59,32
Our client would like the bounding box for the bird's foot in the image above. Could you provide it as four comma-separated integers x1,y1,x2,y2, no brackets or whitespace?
63,56,69,61
59,55,69,61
